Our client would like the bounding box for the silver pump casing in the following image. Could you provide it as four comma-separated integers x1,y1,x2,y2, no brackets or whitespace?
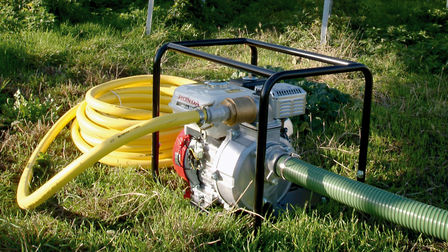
169,80,310,210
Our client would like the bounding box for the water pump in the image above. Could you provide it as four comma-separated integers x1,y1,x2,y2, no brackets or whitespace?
170,79,311,210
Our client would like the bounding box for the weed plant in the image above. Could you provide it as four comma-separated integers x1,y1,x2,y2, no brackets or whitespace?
1,0,447,250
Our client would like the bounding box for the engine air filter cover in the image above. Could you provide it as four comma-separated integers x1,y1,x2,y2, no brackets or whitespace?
255,83,306,119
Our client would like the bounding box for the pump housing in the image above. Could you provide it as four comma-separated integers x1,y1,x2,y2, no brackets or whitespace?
170,78,314,210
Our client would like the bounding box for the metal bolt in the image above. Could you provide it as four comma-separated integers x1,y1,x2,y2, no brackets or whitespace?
211,171,219,180
231,129,240,139
356,170,365,179
321,196,328,204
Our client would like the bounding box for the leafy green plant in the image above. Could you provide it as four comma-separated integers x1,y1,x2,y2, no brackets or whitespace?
293,80,350,133
1,89,60,125
164,0,205,27
341,3,448,75
0,0,55,31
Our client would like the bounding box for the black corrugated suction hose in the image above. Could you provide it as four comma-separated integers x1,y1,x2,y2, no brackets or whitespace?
276,155,448,241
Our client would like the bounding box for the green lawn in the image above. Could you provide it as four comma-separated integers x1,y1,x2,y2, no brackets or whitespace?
1,0,447,250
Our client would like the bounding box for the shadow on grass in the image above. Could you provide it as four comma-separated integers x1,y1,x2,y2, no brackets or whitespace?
332,0,448,76
0,41,34,80
0,38,69,86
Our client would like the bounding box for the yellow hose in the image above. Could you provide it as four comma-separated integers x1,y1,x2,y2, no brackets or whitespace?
17,75,199,210
73,74,196,167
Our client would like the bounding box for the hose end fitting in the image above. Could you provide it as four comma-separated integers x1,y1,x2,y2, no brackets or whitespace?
276,155,293,180
204,106,230,124
196,109,207,125
221,96,257,126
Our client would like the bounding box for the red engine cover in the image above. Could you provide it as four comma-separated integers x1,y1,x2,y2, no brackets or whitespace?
172,129,191,182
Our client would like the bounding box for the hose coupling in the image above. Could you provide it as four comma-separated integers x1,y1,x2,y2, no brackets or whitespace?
276,155,294,180
196,109,207,125
204,106,230,124
204,96,258,125
221,96,257,126
265,144,291,183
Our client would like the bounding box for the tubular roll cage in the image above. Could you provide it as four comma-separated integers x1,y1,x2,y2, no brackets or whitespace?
151,38,373,231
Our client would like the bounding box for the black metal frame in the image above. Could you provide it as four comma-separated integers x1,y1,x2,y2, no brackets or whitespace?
152,38,373,231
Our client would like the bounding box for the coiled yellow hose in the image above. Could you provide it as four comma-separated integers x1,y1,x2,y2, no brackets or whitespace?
17,75,198,210
72,75,196,167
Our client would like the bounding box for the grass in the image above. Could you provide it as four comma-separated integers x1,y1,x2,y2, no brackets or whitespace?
1,0,448,250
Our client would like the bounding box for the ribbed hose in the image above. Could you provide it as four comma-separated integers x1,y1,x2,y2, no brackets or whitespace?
276,155,448,240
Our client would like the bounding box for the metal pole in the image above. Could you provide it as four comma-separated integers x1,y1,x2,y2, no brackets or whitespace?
356,68,373,182
151,44,169,181
145,0,154,35
320,0,333,44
